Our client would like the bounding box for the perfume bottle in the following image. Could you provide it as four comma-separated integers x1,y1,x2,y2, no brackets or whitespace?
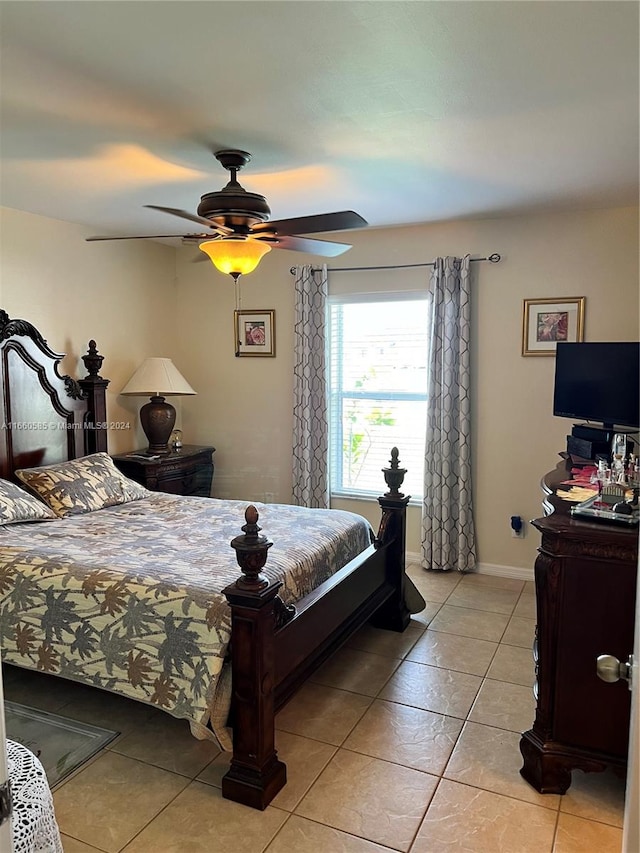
592,458,610,507
612,433,627,460
612,454,626,485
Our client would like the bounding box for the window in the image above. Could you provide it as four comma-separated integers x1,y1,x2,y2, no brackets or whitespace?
328,294,429,501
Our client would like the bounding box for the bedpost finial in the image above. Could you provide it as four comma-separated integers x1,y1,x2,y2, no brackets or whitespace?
82,340,104,378
230,504,273,589
244,504,260,533
382,447,407,497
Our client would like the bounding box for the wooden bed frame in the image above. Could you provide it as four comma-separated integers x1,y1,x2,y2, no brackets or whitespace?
0,311,412,810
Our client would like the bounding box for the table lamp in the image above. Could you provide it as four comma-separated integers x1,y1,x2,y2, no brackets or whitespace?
120,358,196,455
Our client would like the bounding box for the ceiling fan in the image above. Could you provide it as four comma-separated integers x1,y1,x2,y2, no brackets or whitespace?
87,149,367,278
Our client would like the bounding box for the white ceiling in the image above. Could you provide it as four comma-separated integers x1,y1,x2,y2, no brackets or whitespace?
1,1,638,245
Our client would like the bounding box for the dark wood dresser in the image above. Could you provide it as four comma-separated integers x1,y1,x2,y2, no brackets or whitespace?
112,445,215,497
519,457,638,794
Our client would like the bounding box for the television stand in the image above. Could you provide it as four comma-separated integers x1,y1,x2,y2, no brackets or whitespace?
571,424,613,443
568,424,637,461
572,423,637,440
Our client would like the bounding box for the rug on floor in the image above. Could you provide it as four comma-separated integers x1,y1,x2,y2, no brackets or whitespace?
5,701,118,787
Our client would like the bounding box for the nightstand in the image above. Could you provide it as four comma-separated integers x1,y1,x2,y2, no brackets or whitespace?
112,445,215,497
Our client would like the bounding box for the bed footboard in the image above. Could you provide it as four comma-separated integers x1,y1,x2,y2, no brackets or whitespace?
222,448,411,810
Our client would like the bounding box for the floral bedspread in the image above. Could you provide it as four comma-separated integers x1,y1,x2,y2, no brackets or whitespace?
0,494,373,748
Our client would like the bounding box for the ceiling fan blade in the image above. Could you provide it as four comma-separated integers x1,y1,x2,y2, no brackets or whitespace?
86,234,208,241
144,205,232,234
261,234,352,257
251,210,367,237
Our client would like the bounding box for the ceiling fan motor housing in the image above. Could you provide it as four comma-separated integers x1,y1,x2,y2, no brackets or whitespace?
197,188,271,230
197,148,272,231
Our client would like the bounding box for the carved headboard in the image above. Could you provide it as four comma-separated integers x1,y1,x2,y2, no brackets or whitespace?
0,310,109,480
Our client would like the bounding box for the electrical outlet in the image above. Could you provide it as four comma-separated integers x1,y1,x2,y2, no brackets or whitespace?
510,515,525,538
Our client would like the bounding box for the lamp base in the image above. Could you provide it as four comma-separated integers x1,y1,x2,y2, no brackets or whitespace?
139,396,176,455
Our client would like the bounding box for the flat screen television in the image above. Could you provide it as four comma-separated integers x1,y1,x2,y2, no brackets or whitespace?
553,342,640,430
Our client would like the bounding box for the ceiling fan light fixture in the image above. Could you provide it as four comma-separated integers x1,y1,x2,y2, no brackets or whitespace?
199,238,271,279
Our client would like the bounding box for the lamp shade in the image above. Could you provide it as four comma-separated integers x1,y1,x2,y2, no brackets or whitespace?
199,238,271,279
120,358,196,397
120,358,196,455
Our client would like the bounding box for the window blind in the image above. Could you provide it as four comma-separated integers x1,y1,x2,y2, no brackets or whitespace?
328,294,429,500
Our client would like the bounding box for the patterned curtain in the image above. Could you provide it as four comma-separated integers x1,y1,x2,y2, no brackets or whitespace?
292,264,330,508
421,255,477,572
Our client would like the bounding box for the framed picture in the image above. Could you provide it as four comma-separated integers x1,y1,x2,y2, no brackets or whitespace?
234,309,276,357
522,297,585,356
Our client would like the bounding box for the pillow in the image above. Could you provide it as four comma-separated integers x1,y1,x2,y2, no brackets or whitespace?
0,478,57,525
15,452,150,518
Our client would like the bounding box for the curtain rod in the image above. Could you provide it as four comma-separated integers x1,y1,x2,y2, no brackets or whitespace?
289,253,501,275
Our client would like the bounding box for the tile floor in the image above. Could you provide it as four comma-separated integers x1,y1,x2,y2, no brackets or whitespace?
2,567,627,853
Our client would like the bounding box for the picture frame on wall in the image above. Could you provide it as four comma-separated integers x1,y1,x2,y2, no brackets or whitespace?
521,297,585,356
234,309,276,357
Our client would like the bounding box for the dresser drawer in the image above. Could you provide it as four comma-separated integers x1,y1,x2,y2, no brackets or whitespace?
157,468,198,495
112,445,215,497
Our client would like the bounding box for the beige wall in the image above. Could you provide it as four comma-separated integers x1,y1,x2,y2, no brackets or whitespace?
0,206,178,453
1,204,638,571
174,205,639,571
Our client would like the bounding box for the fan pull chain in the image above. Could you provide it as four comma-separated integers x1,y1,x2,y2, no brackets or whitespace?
234,279,242,357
